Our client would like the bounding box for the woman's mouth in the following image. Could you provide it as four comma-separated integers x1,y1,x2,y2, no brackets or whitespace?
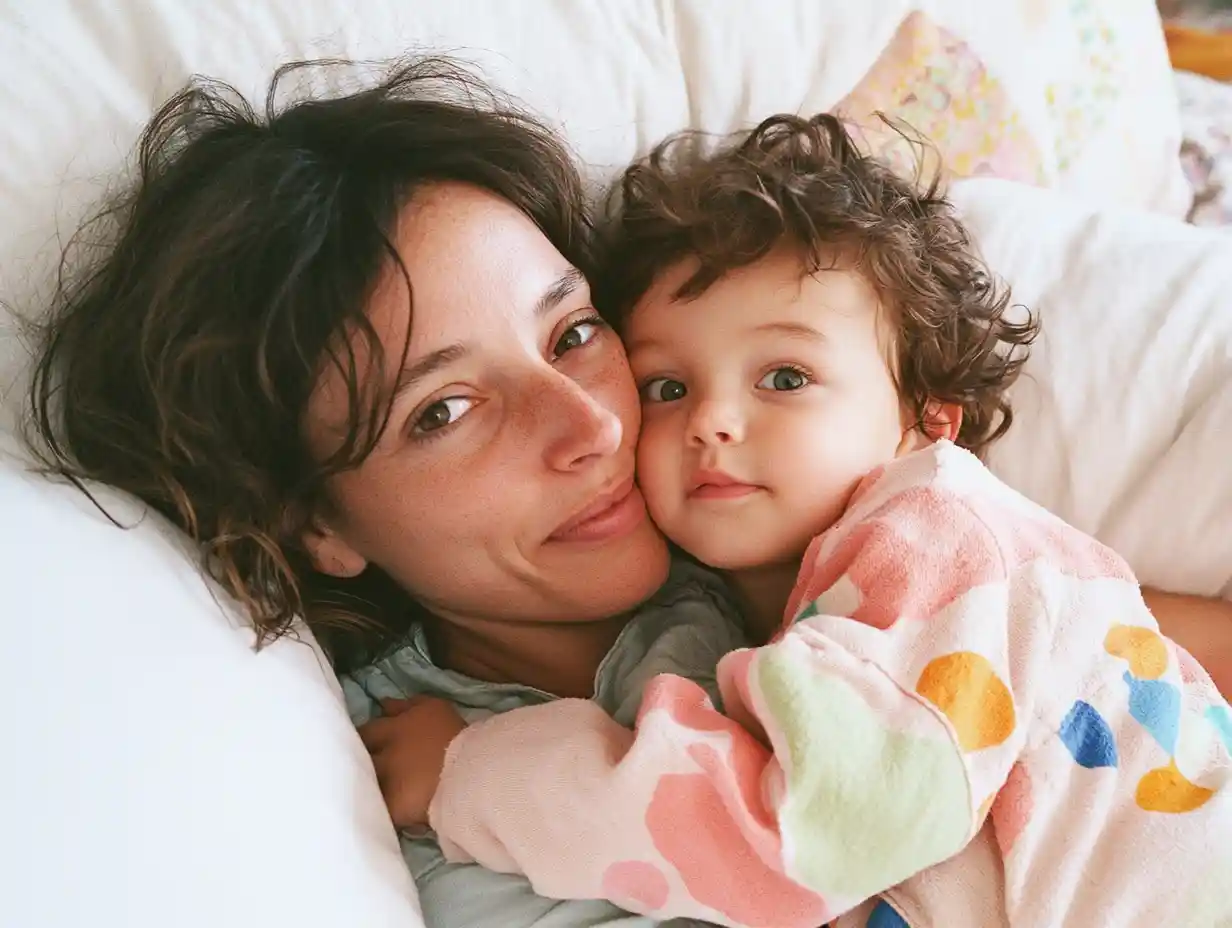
548,477,645,543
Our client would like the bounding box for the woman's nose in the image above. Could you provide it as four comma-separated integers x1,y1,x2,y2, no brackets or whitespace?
535,372,624,472
687,397,744,447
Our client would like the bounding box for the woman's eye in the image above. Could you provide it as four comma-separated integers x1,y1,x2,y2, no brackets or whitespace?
757,367,810,392
553,318,603,358
640,378,687,403
412,396,475,435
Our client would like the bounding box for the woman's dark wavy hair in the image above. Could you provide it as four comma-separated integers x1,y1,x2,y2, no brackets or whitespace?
26,56,595,664
595,113,1039,455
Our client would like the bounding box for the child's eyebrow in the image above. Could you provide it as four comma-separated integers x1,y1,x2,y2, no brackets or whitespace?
753,320,827,343
623,335,663,355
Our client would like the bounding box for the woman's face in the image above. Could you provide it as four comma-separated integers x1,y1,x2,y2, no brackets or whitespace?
303,183,670,627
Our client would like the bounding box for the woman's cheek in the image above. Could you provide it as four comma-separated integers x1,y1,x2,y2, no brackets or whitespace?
593,339,642,439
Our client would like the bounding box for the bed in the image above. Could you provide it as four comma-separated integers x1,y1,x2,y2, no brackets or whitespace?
1,3,1229,927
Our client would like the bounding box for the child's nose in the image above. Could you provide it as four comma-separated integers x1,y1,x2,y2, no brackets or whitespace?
687,398,744,446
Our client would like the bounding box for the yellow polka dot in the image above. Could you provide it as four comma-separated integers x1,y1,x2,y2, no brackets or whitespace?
1104,624,1168,680
916,652,1016,752
1136,761,1214,814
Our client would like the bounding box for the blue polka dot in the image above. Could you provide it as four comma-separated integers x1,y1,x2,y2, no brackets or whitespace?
1124,672,1180,754
867,899,910,927
1208,705,1232,754
1059,700,1118,769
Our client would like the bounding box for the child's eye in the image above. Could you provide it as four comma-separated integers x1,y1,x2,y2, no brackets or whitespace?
757,367,810,392
640,378,687,403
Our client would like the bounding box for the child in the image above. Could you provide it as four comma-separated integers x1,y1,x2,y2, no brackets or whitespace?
405,115,1232,927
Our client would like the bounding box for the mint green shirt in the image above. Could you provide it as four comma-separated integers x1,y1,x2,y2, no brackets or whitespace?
341,560,745,928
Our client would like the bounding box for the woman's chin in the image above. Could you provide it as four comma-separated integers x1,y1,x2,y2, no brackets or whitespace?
547,519,671,620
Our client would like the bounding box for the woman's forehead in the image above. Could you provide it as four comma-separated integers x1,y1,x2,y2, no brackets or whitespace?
382,182,579,340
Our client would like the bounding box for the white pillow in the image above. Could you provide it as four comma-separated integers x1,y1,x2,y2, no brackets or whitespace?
953,178,1232,599
0,434,422,928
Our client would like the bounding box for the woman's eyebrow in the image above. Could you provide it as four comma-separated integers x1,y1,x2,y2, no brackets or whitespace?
389,268,585,403
534,266,586,317
391,343,469,401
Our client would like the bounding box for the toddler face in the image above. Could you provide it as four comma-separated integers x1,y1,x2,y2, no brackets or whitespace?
625,250,925,570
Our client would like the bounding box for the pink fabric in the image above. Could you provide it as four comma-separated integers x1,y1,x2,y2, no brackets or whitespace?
430,442,1232,928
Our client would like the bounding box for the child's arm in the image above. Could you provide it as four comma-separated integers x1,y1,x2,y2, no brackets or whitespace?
428,642,979,928
428,458,1074,928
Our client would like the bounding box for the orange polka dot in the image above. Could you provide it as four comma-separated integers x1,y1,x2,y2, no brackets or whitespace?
1137,761,1215,814
916,652,1015,751
1104,624,1169,680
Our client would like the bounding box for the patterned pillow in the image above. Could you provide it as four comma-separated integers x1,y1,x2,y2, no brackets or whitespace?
834,11,1046,187
831,2,1189,216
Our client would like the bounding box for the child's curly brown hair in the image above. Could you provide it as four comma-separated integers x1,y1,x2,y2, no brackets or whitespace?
594,113,1039,456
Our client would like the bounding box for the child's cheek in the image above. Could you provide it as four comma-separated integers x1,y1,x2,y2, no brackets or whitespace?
635,419,678,513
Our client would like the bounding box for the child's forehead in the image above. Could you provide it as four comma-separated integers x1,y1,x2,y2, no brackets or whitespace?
627,250,882,333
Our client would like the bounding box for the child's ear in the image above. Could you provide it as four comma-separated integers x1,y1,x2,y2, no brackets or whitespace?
922,401,963,442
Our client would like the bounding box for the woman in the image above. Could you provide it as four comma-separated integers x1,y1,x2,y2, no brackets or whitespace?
28,57,1231,928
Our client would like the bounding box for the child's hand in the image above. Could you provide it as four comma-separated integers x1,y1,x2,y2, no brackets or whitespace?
358,696,467,828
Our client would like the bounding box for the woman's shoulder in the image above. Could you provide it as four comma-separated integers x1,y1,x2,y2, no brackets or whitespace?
596,556,747,725
340,557,744,728
338,621,549,727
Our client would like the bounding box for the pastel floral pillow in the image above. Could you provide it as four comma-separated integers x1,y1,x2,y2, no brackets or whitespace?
834,10,1047,187
832,2,1188,215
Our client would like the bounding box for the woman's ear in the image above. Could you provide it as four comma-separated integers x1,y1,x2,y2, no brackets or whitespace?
301,516,368,578
922,401,963,443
